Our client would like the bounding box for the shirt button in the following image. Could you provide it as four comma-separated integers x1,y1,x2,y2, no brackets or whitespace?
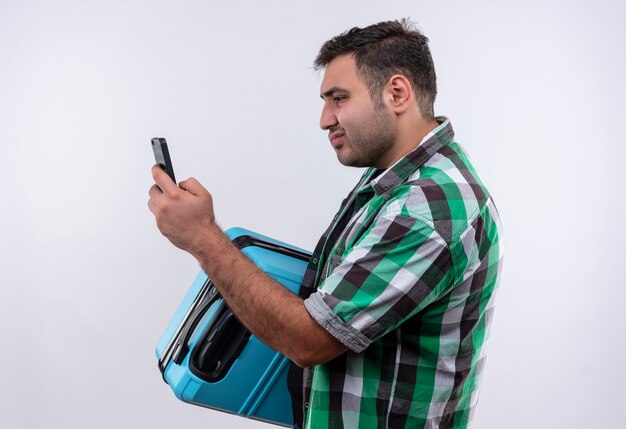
304,401,309,408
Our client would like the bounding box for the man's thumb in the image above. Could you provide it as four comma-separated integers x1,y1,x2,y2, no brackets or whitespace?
178,177,207,197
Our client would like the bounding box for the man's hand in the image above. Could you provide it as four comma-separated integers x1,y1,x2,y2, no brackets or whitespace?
148,164,216,254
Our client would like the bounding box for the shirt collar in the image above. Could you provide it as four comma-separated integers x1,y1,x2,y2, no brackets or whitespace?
362,116,455,196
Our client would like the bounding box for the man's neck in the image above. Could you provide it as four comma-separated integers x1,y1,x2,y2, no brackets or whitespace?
375,117,440,169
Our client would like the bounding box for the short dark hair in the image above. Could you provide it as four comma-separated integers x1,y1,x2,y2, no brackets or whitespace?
314,18,437,119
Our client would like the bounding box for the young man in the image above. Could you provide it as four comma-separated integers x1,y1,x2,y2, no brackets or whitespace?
149,19,503,429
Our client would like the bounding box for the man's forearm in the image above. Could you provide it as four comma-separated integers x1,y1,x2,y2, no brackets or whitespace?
189,224,344,367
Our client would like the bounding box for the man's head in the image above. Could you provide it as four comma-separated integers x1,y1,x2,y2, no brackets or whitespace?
315,19,437,119
317,19,438,169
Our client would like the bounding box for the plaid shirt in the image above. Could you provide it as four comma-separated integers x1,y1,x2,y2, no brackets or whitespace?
297,118,504,428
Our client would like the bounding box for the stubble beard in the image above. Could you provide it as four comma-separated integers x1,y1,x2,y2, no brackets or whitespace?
337,106,397,168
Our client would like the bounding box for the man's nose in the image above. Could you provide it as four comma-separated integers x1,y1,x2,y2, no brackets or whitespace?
320,105,338,130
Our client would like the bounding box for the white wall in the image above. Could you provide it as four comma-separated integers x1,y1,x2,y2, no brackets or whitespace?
1,1,624,428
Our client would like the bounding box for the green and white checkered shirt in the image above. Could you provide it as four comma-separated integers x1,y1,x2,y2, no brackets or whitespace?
298,117,504,428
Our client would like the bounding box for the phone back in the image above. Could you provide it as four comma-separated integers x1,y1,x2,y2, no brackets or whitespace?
155,227,311,427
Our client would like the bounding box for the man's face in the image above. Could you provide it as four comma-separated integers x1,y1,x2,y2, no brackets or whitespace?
319,54,397,168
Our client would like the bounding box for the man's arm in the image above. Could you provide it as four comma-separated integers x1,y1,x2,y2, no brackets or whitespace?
148,165,346,367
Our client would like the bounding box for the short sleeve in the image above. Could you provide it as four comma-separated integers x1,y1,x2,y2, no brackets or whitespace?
303,211,454,353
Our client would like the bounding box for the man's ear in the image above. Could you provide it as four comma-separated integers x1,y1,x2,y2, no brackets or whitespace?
384,75,413,114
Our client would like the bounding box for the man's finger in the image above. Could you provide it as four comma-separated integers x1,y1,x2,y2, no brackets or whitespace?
148,183,162,199
151,164,178,195
178,177,208,197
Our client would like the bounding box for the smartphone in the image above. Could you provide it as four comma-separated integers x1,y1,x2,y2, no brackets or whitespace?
151,137,176,184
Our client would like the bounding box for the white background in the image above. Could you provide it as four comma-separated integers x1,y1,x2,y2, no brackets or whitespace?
1,1,624,428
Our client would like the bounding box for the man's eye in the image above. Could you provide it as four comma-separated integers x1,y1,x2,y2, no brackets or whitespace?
334,96,346,104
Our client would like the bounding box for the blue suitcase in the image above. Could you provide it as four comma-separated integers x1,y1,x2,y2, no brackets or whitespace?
155,227,311,427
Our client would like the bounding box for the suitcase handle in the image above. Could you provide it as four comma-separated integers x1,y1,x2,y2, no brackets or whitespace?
192,307,251,381
232,235,311,262
171,285,221,365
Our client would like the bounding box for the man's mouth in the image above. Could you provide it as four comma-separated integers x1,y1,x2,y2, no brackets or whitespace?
329,131,345,148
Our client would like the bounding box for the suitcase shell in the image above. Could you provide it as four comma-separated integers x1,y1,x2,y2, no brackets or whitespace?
155,227,310,427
